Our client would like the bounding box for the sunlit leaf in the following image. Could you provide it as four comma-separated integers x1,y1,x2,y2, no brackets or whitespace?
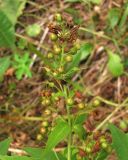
109,124,128,160
107,50,124,77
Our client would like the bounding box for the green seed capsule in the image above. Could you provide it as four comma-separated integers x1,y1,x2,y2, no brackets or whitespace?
45,99,51,105
93,99,101,107
54,46,61,54
78,103,85,109
85,147,92,153
47,52,54,59
66,98,74,106
44,109,52,115
101,142,108,149
65,55,73,62
49,33,58,41
55,13,62,22
36,134,42,140
58,67,64,73
41,121,49,127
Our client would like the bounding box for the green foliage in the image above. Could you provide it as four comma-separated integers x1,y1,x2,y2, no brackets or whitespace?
0,11,15,49
0,0,27,49
0,155,32,160
0,0,27,25
107,50,124,77
109,124,128,160
95,150,108,160
74,114,87,125
24,147,61,160
0,138,12,155
0,57,11,82
79,43,93,61
41,120,70,158
73,124,86,139
12,52,32,80
108,8,121,28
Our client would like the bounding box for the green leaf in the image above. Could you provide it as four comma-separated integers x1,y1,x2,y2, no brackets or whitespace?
0,155,32,160
109,124,128,160
0,57,11,82
79,43,93,61
108,8,121,28
73,124,86,140
89,0,102,4
95,150,108,160
41,121,70,158
0,138,12,155
67,52,81,72
0,0,27,25
24,147,60,160
74,114,87,125
12,52,32,80
0,11,15,49
107,50,124,77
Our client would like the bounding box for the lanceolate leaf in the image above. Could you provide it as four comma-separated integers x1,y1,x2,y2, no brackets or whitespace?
109,124,128,160
0,11,15,49
0,57,11,82
108,8,120,28
0,138,12,155
41,121,70,158
107,50,124,77
79,43,93,61
0,0,27,25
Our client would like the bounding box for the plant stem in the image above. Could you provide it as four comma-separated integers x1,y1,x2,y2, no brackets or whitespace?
67,106,72,160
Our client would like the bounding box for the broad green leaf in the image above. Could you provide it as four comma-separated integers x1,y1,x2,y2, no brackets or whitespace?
109,124,128,160
66,52,82,72
0,155,32,160
0,57,11,82
108,8,120,28
107,50,124,77
41,121,70,158
0,11,15,49
24,147,60,160
0,0,27,25
0,138,12,155
95,150,108,160
73,124,86,139
74,114,87,125
79,43,93,61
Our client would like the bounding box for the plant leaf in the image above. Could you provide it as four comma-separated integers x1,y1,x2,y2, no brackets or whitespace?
79,43,93,61
89,0,102,4
0,155,32,160
109,124,128,160
108,8,120,28
95,150,108,160
0,11,15,49
73,124,86,140
0,0,27,25
107,50,124,77
24,147,60,160
0,138,12,155
74,114,87,125
41,121,70,158
0,57,11,82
